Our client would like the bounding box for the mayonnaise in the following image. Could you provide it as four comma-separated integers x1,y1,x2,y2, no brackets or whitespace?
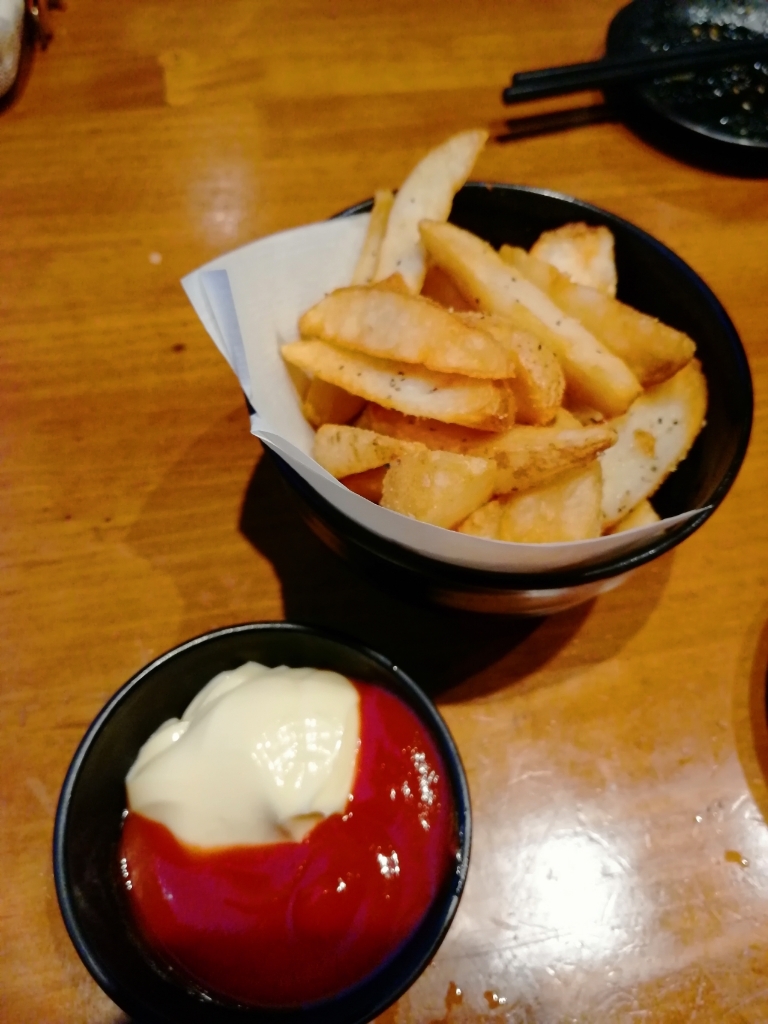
126,662,361,848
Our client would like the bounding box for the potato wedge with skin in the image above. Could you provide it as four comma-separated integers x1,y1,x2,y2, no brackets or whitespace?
421,264,475,311
356,403,496,452
530,222,617,296
282,339,513,429
302,378,366,428
373,129,488,293
497,462,603,543
351,189,394,286
600,360,708,527
501,245,696,387
458,499,503,538
299,286,517,379
454,311,564,424
419,220,641,417
313,424,426,478
381,448,496,528
466,420,617,495
608,499,660,534
340,466,388,503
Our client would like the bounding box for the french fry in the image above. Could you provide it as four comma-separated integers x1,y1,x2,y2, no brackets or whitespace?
373,129,488,293
419,219,642,417
457,499,503,538
282,339,513,429
299,286,517,379
530,222,617,296
454,311,564,424
600,360,708,528
351,189,395,286
497,462,603,543
302,378,366,428
466,419,617,494
421,264,475,311
340,466,388,503
608,499,660,533
500,245,696,388
381,448,496,528
356,403,495,452
313,424,426,478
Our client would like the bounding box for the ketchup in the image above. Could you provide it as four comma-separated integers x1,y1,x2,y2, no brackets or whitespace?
120,682,458,1007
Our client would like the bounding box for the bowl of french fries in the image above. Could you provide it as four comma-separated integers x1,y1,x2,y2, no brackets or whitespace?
185,131,752,615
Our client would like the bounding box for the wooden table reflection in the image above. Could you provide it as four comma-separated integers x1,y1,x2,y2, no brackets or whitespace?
3,1,768,1020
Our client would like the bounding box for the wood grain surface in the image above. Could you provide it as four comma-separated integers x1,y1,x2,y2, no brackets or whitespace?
2,1,768,1021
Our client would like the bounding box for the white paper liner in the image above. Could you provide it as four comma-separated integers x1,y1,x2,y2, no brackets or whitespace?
182,215,706,574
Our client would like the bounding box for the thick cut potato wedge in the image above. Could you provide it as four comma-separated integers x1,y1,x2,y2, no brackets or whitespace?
282,339,513,429
302,378,365,428
455,311,564,424
419,220,641,417
356,403,495,452
421,264,476,311
373,129,488,293
340,466,388,503
608,499,660,533
351,189,395,286
299,287,517,379
466,420,617,494
313,424,426,478
457,499,504,538
381,448,496,528
600,360,708,527
500,245,696,388
497,462,603,543
530,222,617,296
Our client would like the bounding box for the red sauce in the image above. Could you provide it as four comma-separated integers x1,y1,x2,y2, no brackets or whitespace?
120,681,458,1007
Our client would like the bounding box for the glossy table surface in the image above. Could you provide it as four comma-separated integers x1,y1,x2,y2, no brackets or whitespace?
3,2,768,1021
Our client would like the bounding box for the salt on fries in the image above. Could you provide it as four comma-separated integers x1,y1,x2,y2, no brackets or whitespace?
281,130,707,544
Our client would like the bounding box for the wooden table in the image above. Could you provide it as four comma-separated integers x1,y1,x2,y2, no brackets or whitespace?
3,1,768,1020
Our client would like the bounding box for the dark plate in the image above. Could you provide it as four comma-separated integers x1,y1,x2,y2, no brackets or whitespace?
264,182,752,615
53,623,471,1024
607,0,768,172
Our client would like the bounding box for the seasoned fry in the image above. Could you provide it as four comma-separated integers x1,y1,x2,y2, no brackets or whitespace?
340,466,388,504
421,264,475,311
351,189,395,286
454,311,564,424
313,424,426,478
530,222,617,296
497,462,603,543
356,403,495,452
600,360,708,527
299,286,517,379
457,499,504,538
302,378,365,428
282,339,513,429
373,129,488,293
381,448,496,528
419,220,642,417
608,499,660,533
466,420,617,494
500,245,696,387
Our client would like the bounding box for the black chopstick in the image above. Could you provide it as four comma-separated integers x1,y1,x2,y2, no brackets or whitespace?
503,38,768,104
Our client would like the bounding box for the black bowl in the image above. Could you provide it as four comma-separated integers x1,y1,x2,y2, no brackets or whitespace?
606,0,768,177
53,622,471,1024
265,182,752,615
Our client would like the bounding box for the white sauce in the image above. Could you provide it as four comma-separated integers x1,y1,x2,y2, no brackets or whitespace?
126,662,361,849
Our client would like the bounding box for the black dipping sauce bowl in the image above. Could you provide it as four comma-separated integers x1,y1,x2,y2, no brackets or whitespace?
53,622,471,1024
266,182,753,615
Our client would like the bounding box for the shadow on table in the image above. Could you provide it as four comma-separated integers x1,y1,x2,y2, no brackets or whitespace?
239,454,672,699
